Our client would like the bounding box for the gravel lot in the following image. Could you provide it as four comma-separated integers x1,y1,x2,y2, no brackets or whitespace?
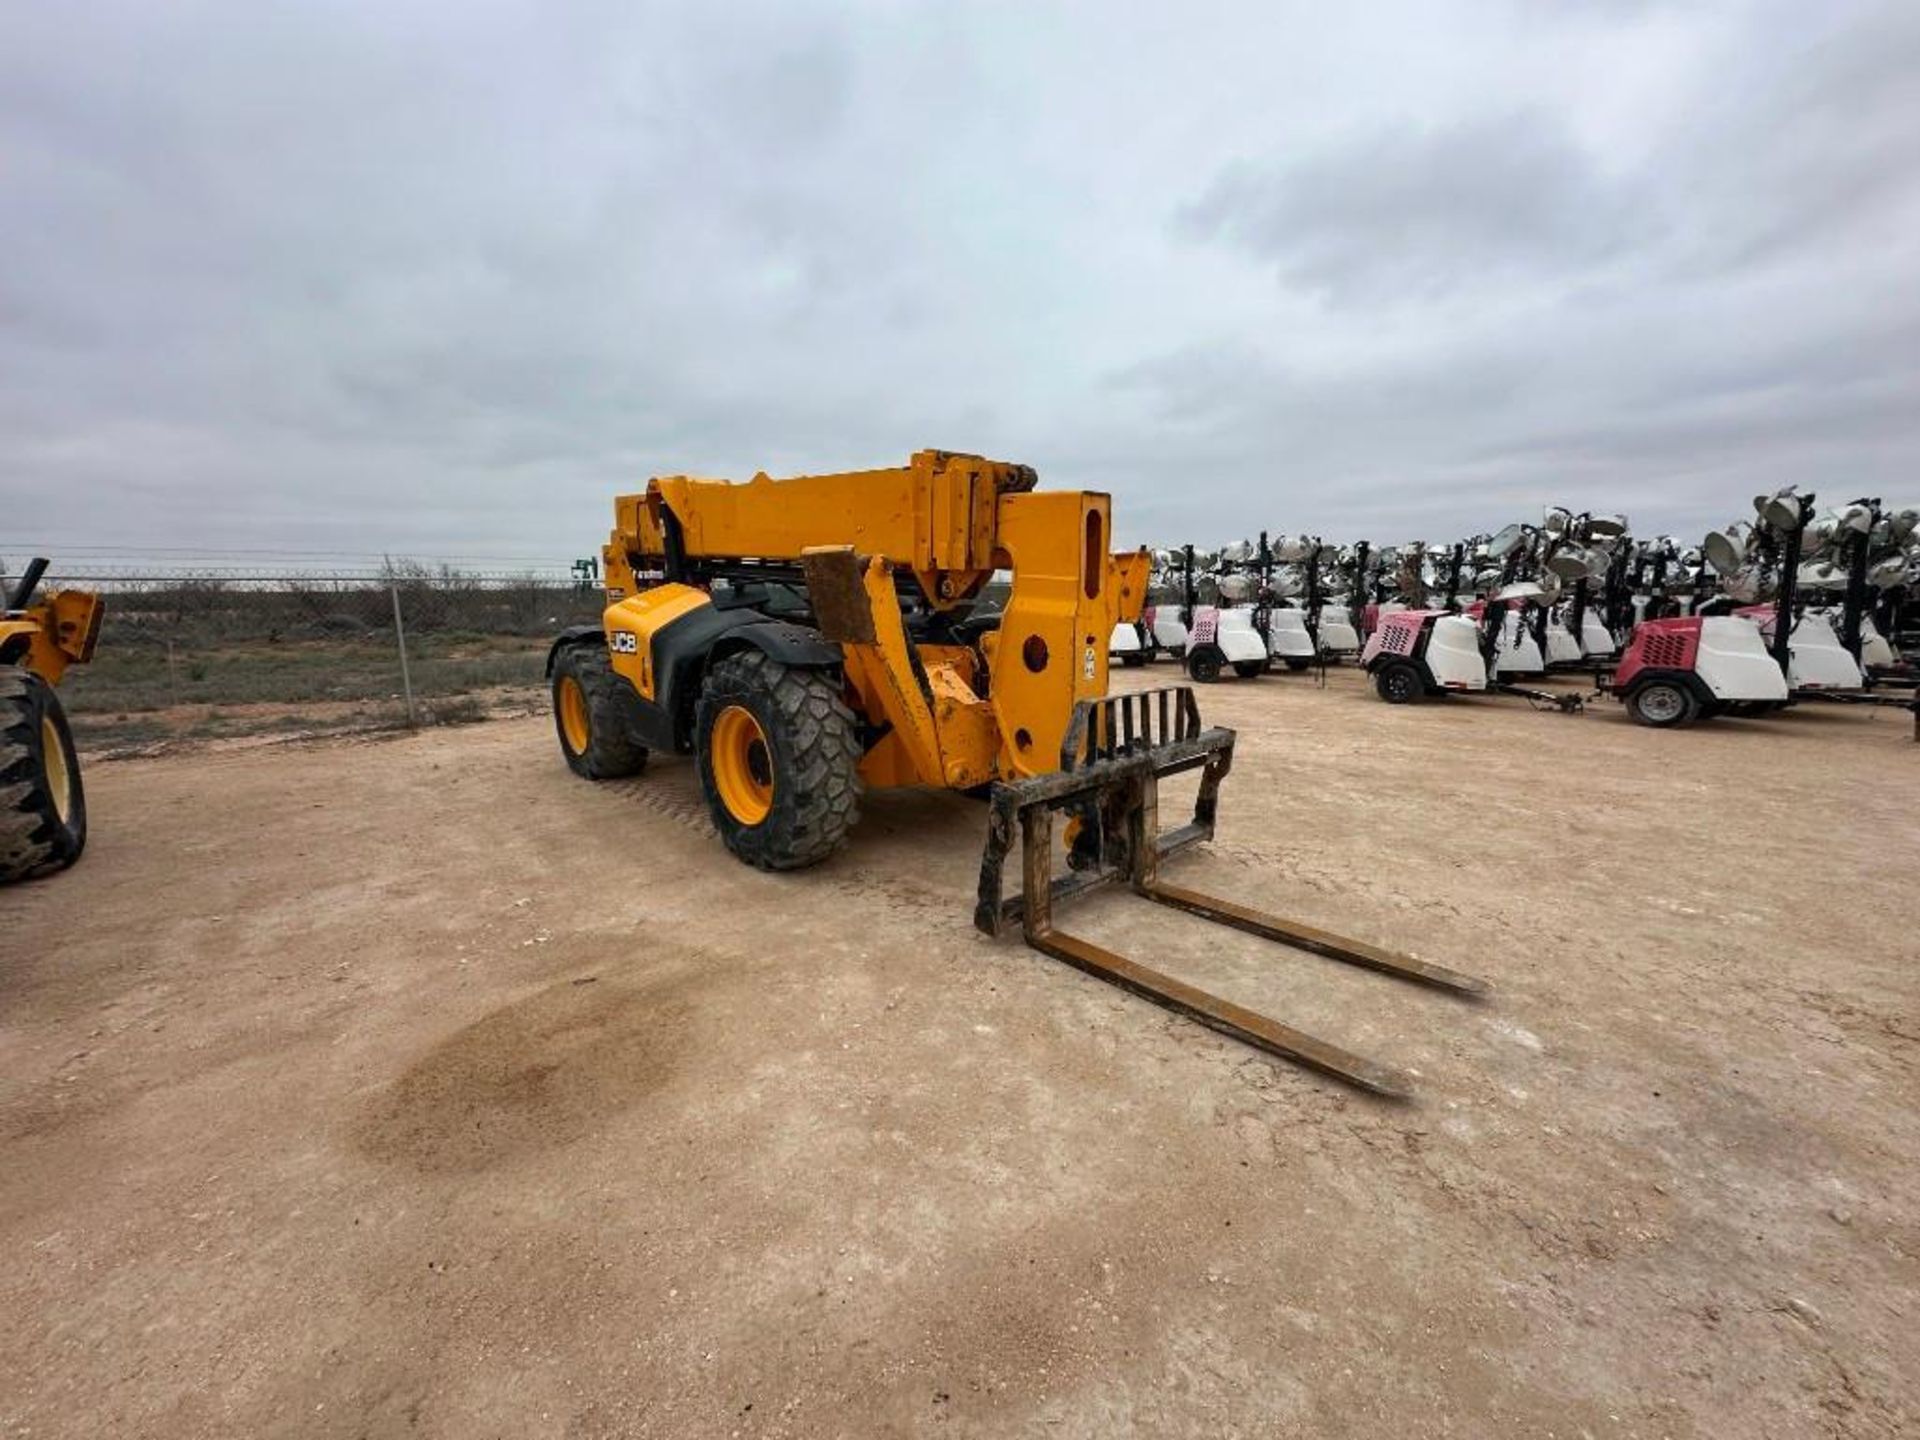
4,666,1915,1438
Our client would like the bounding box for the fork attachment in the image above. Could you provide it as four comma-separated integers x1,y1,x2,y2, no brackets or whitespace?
974,686,1487,1098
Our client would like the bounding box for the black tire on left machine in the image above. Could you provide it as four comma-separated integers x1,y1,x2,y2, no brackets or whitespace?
0,669,87,883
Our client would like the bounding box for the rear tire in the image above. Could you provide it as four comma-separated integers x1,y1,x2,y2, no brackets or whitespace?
1186,645,1224,684
1284,657,1311,672
1232,660,1267,679
552,644,648,779
696,651,862,871
1,669,87,883
1625,680,1700,728
1374,661,1424,705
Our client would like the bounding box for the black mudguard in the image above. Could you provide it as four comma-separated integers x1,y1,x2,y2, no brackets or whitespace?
716,620,843,669
652,613,843,752
545,625,603,677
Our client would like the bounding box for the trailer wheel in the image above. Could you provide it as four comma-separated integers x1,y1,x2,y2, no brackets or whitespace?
1186,645,1224,684
1232,660,1267,679
1374,661,1424,705
552,643,648,779
0,669,87,883
696,650,862,871
1625,680,1699,729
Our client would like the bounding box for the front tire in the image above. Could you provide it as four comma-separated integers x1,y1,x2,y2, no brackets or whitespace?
1374,661,1424,705
696,651,862,871
1186,645,1225,684
1625,680,1700,729
552,644,648,779
1,669,87,883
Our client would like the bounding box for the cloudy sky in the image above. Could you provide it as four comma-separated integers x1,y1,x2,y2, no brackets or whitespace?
3,0,1916,568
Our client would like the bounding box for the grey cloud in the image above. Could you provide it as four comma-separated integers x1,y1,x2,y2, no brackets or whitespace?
1,1,1916,565
1180,3,1920,304
1180,111,1651,303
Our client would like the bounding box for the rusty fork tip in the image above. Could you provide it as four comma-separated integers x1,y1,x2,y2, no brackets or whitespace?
1403,953,1494,998
1285,1054,1415,1100
1349,1065,1416,1101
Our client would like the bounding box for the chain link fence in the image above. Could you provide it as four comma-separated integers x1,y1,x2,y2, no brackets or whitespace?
32,565,604,751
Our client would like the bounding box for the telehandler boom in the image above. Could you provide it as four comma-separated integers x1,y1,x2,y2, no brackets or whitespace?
2,558,103,882
548,451,1484,1095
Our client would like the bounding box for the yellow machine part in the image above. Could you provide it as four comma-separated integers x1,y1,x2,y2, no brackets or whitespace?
1,589,104,687
588,451,1141,792
1111,550,1150,625
601,583,711,699
602,450,1034,612
801,487,1127,787
982,489,1118,776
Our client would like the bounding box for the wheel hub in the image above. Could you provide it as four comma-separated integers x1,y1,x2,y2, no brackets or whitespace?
712,705,774,825
557,675,591,754
1641,686,1686,723
41,715,72,824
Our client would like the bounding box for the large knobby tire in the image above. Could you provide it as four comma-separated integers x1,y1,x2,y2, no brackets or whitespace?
1186,645,1224,684
1625,680,1700,729
1,669,87,883
696,651,861,871
1374,661,1425,705
552,643,648,779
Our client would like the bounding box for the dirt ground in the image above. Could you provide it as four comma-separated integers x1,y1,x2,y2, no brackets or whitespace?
5,667,1916,1439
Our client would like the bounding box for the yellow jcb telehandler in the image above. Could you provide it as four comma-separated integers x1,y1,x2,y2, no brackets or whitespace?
2,559,103,883
547,451,1484,1095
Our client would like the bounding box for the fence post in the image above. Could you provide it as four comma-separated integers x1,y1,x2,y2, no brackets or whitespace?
390,583,418,728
